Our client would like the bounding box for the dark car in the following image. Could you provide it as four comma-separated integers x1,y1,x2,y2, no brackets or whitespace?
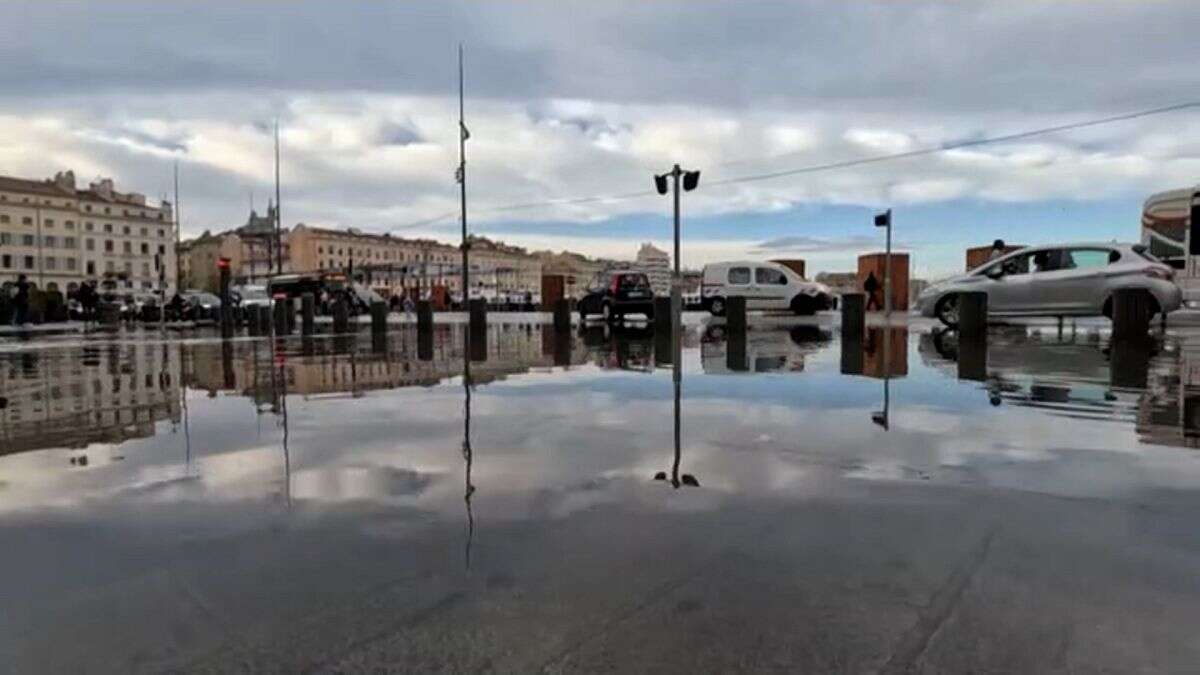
578,271,656,323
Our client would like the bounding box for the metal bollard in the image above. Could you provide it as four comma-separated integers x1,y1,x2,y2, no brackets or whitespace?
370,301,388,334
301,293,316,336
726,296,747,333
417,300,433,332
247,307,262,336
841,293,865,341
958,292,988,340
553,298,571,333
273,299,291,336
1111,288,1152,340
332,300,350,334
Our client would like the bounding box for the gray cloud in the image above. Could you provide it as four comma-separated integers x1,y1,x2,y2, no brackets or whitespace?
750,235,915,254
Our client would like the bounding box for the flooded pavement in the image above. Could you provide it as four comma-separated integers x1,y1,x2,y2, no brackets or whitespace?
2,323,1200,673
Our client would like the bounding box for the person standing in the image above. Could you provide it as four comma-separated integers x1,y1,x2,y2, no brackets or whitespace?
402,293,416,320
12,274,31,326
989,239,1007,261
864,271,881,311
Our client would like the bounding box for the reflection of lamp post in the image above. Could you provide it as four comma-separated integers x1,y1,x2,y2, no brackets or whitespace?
871,376,890,430
654,342,699,488
462,326,477,569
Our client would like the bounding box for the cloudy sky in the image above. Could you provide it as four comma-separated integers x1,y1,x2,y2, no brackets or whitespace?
2,1,1200,277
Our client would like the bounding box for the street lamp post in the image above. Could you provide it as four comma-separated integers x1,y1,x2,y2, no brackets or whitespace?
654,164,701,286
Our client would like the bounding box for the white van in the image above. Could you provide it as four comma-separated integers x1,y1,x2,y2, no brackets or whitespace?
701,261,835,316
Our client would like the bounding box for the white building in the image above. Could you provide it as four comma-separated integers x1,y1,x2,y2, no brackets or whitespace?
636,242,671,295
0,171,176,296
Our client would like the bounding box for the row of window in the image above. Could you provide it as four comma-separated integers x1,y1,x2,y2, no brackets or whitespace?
0,233,166,256
314,245,455,264
726,267,789,285
0,255,161,278
0,194,167,220
0,214,167,237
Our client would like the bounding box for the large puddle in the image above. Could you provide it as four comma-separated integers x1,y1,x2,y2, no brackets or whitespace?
3,323,1200,672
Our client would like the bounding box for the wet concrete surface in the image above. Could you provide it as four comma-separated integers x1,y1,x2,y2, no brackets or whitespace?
2,322,1200,673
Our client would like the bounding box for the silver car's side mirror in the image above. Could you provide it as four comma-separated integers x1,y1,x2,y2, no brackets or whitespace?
985,266,1004,280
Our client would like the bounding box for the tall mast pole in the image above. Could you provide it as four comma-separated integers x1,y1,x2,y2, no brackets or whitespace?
458,44,469,308
274,119,283,275
174,161,180,293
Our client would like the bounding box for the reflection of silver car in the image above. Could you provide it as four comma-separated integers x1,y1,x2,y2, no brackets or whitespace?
917,243,1182,326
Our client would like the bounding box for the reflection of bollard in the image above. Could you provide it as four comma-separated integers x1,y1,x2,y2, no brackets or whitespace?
726,328,748,372
301,336,315,356
372,331,387,354
256,306,269,335
370,301,388,335
332,300,350,334
841,293,865,341
1111,336,1152,389
469,298,487,336
959,292,988,340
417,300,433,332
554,298,571,333
469,324,488,362
417,328,433,361
726,296,747,333
654,323,673,367
957,333,987,382
553,330,572,366
301,293,316,336
273,299,291,336
1111,288,1152,340
840,332,864,375
654,296,672,335
247,308,262,336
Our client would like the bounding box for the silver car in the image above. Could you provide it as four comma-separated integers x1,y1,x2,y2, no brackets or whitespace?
916,243,1182,326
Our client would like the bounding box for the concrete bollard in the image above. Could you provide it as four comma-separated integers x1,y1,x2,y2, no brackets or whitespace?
247,308,262,336
301,293,316,336
370,301,388,334
554,298,572,333
1111,288,1153,340
416,300,433,333
285,299,296,333
332,300,350,334
841,293,865,341
469,298,487,336
273,299,291,336
553,330,572,367
958,292,988,340
726,296,747,333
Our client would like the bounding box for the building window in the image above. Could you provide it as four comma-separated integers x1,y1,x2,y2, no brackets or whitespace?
0,233,8,245
1,254,10,268
85,205,92,212
104,223,113,233
142,262,150,276
158,244,165,255
123,241,132,254
22,216,32,225
66,258,76,271
45,257,56,270
22,234,34,246
158,228,164,237
64,237,76,248
44,235,57,248
140,243,149,255
122,226,130,235
104,207,110,214
124,262,132,274
139,227,147,236
65,220,75,230
86,239,95,251
104,240,113,252
0,215,7,223
44,218,54,227
105,261,114,272
23,256,34,270
86,261,95,275
86,222,94,231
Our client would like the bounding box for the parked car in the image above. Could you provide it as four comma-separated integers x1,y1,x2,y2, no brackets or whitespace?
231,284,272,320
916,243,1183,327
701,261,835,316
180,291,222,321
577,271,656,323
131,293,162,321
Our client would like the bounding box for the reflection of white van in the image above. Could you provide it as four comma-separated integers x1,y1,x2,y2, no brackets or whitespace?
701,261,835,316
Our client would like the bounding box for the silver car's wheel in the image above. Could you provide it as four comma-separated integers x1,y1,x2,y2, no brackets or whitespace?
709,297,726,317
935,294,959,327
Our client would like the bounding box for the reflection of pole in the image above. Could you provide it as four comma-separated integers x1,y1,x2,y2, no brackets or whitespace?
672,356,682,488
462,326,476,570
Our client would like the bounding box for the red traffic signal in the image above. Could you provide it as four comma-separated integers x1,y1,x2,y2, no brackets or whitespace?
217,257,231,270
